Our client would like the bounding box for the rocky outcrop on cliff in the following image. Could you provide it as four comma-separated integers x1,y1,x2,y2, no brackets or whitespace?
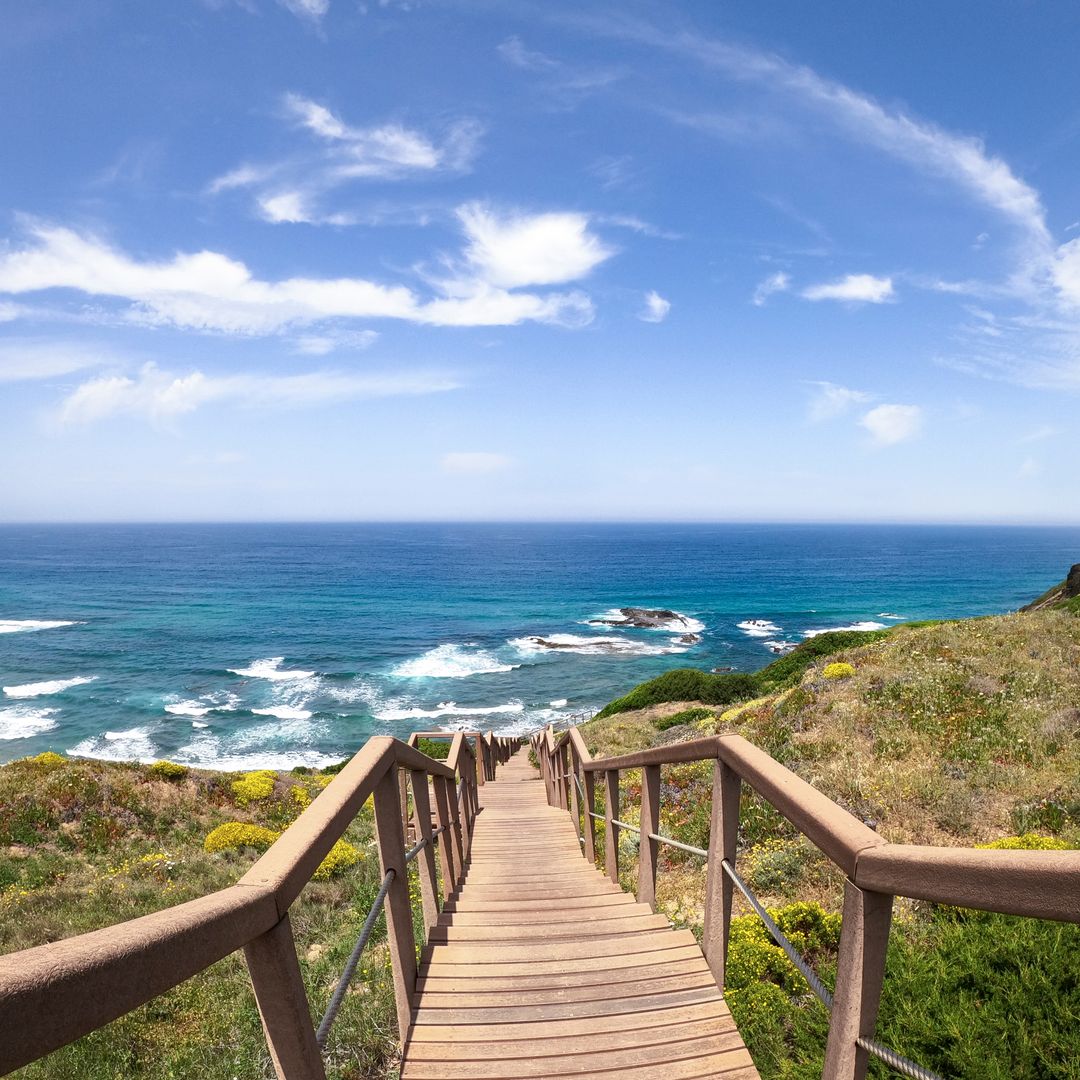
1022,563,1080,611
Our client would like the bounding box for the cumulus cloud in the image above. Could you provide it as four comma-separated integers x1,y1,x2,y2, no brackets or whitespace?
456,203,613,289
859,404,923,445
752,271,790,306
806,381,873,422
0,217,605,333
638,290,670,323
802,274,894,304
57,362,457,424
440,451,514,474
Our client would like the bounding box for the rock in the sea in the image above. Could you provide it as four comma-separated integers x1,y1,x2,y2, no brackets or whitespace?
675,633,702,645
590,607,690,629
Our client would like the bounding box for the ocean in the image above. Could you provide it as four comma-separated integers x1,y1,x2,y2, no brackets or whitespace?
1,523,1077,769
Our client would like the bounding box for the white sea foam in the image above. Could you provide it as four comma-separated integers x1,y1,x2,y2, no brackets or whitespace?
3,675,97,699
510,634,690,657
228,657,316,681
174,727,341,772
0,706,59,740
763,640,798,655
252,705,314,721
192,721,209,729
802,621,888,638
165,700,212,717
737,620,782,637
0,619,79,634
390,644,518,679
550,698,568,708
590,608,706,633
878,612,904,620
375,701,525,722
68,728,157,763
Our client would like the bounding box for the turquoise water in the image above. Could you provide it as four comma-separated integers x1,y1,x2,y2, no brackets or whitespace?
1,523,1077,768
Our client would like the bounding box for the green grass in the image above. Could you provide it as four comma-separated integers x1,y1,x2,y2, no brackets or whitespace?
0,753,408,1079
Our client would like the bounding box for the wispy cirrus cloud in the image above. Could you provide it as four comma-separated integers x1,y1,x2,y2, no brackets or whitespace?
0,340,118,383
0,209,610,334
802,274,894,304
752,271,790,306
496,35,621,105
57,362,457,425
805,381,873,422
208,92,481,225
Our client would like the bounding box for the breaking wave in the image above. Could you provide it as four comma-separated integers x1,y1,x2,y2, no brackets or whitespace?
0,619,79,634
390,644,518,679
228,657,316,681
802,621,888,638
0,706,59,740
3,675,97,698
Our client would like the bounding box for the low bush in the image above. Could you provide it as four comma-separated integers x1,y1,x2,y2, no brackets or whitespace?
415,737,451,761
822,662,855,680
655,707,716,731
312,839,363,880
203,822,279,854
976,832,1069,851
149,761,189,781
230,770,276,806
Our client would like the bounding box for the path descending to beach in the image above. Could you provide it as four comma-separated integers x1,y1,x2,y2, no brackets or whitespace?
400,748,759,1079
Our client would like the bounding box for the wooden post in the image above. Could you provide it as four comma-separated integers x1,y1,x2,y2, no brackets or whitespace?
702,760,741,987
431,772,457,899
637,764,662,910
582,767,597,864
604,769,620,885
568,750,582,850
444,774,466,888
243,913,326,1080
822,881,894,1080
409,770,440,935
372,767,418,1041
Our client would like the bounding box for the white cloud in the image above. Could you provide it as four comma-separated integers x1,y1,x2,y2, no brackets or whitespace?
752,271,790,306
292,330,378,355
208,94,482,225
0,219,602,333
1016,424,1062,444
1017,456,1042,478
278,0,328,22
0,340,114,383
440,451,514,474
806,381,873,422
802,274,894,304
57,362,457,424
859,404,923,445
638,290,670,323
496,36,559,73
456,203,613,289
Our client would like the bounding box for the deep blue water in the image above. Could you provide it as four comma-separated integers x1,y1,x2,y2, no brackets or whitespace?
1,523,1077,768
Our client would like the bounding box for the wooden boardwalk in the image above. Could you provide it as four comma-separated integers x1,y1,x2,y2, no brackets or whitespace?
401,748,759,1079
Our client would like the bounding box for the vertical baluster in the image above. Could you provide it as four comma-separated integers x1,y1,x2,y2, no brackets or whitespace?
637,764,661,910
702,759,740,986
372,767,418,1041
431,772,457,899
582,766,597,864
568,747,582,848
409,769,440,936
243,913,326,1080
604,769,620,884
822,882,894,1080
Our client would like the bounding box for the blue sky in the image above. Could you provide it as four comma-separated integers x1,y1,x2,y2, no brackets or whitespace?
2,1,1079,523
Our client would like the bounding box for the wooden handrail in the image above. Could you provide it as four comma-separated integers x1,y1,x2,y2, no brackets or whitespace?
0,731,521,1078
534,720,1079,1080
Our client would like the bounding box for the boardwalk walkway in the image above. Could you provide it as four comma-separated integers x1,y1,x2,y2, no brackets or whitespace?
401,748,759,1079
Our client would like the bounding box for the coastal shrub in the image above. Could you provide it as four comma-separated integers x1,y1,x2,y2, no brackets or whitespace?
976,832,1069,851
230,769,277,806
743,838,811,896
822,662,855,680
416,737,451,761
149,760,189,781
290,784,312,810
26,751,67,770
655,707,715,731
597,628,894,718
312,838,362,880
204,822,280,854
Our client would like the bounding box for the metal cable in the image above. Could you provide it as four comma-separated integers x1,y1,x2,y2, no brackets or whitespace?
857,1037,945,1080
647,832,708,858
721,859,834,1008
608,817,640,834
316,869,395,1048
404,837,427,864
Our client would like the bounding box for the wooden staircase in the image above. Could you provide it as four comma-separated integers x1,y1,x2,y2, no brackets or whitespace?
401,749,759,1079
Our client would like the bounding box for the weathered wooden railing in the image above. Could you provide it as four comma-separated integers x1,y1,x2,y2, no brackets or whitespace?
0,730,520,1078
533,724,1080,1080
